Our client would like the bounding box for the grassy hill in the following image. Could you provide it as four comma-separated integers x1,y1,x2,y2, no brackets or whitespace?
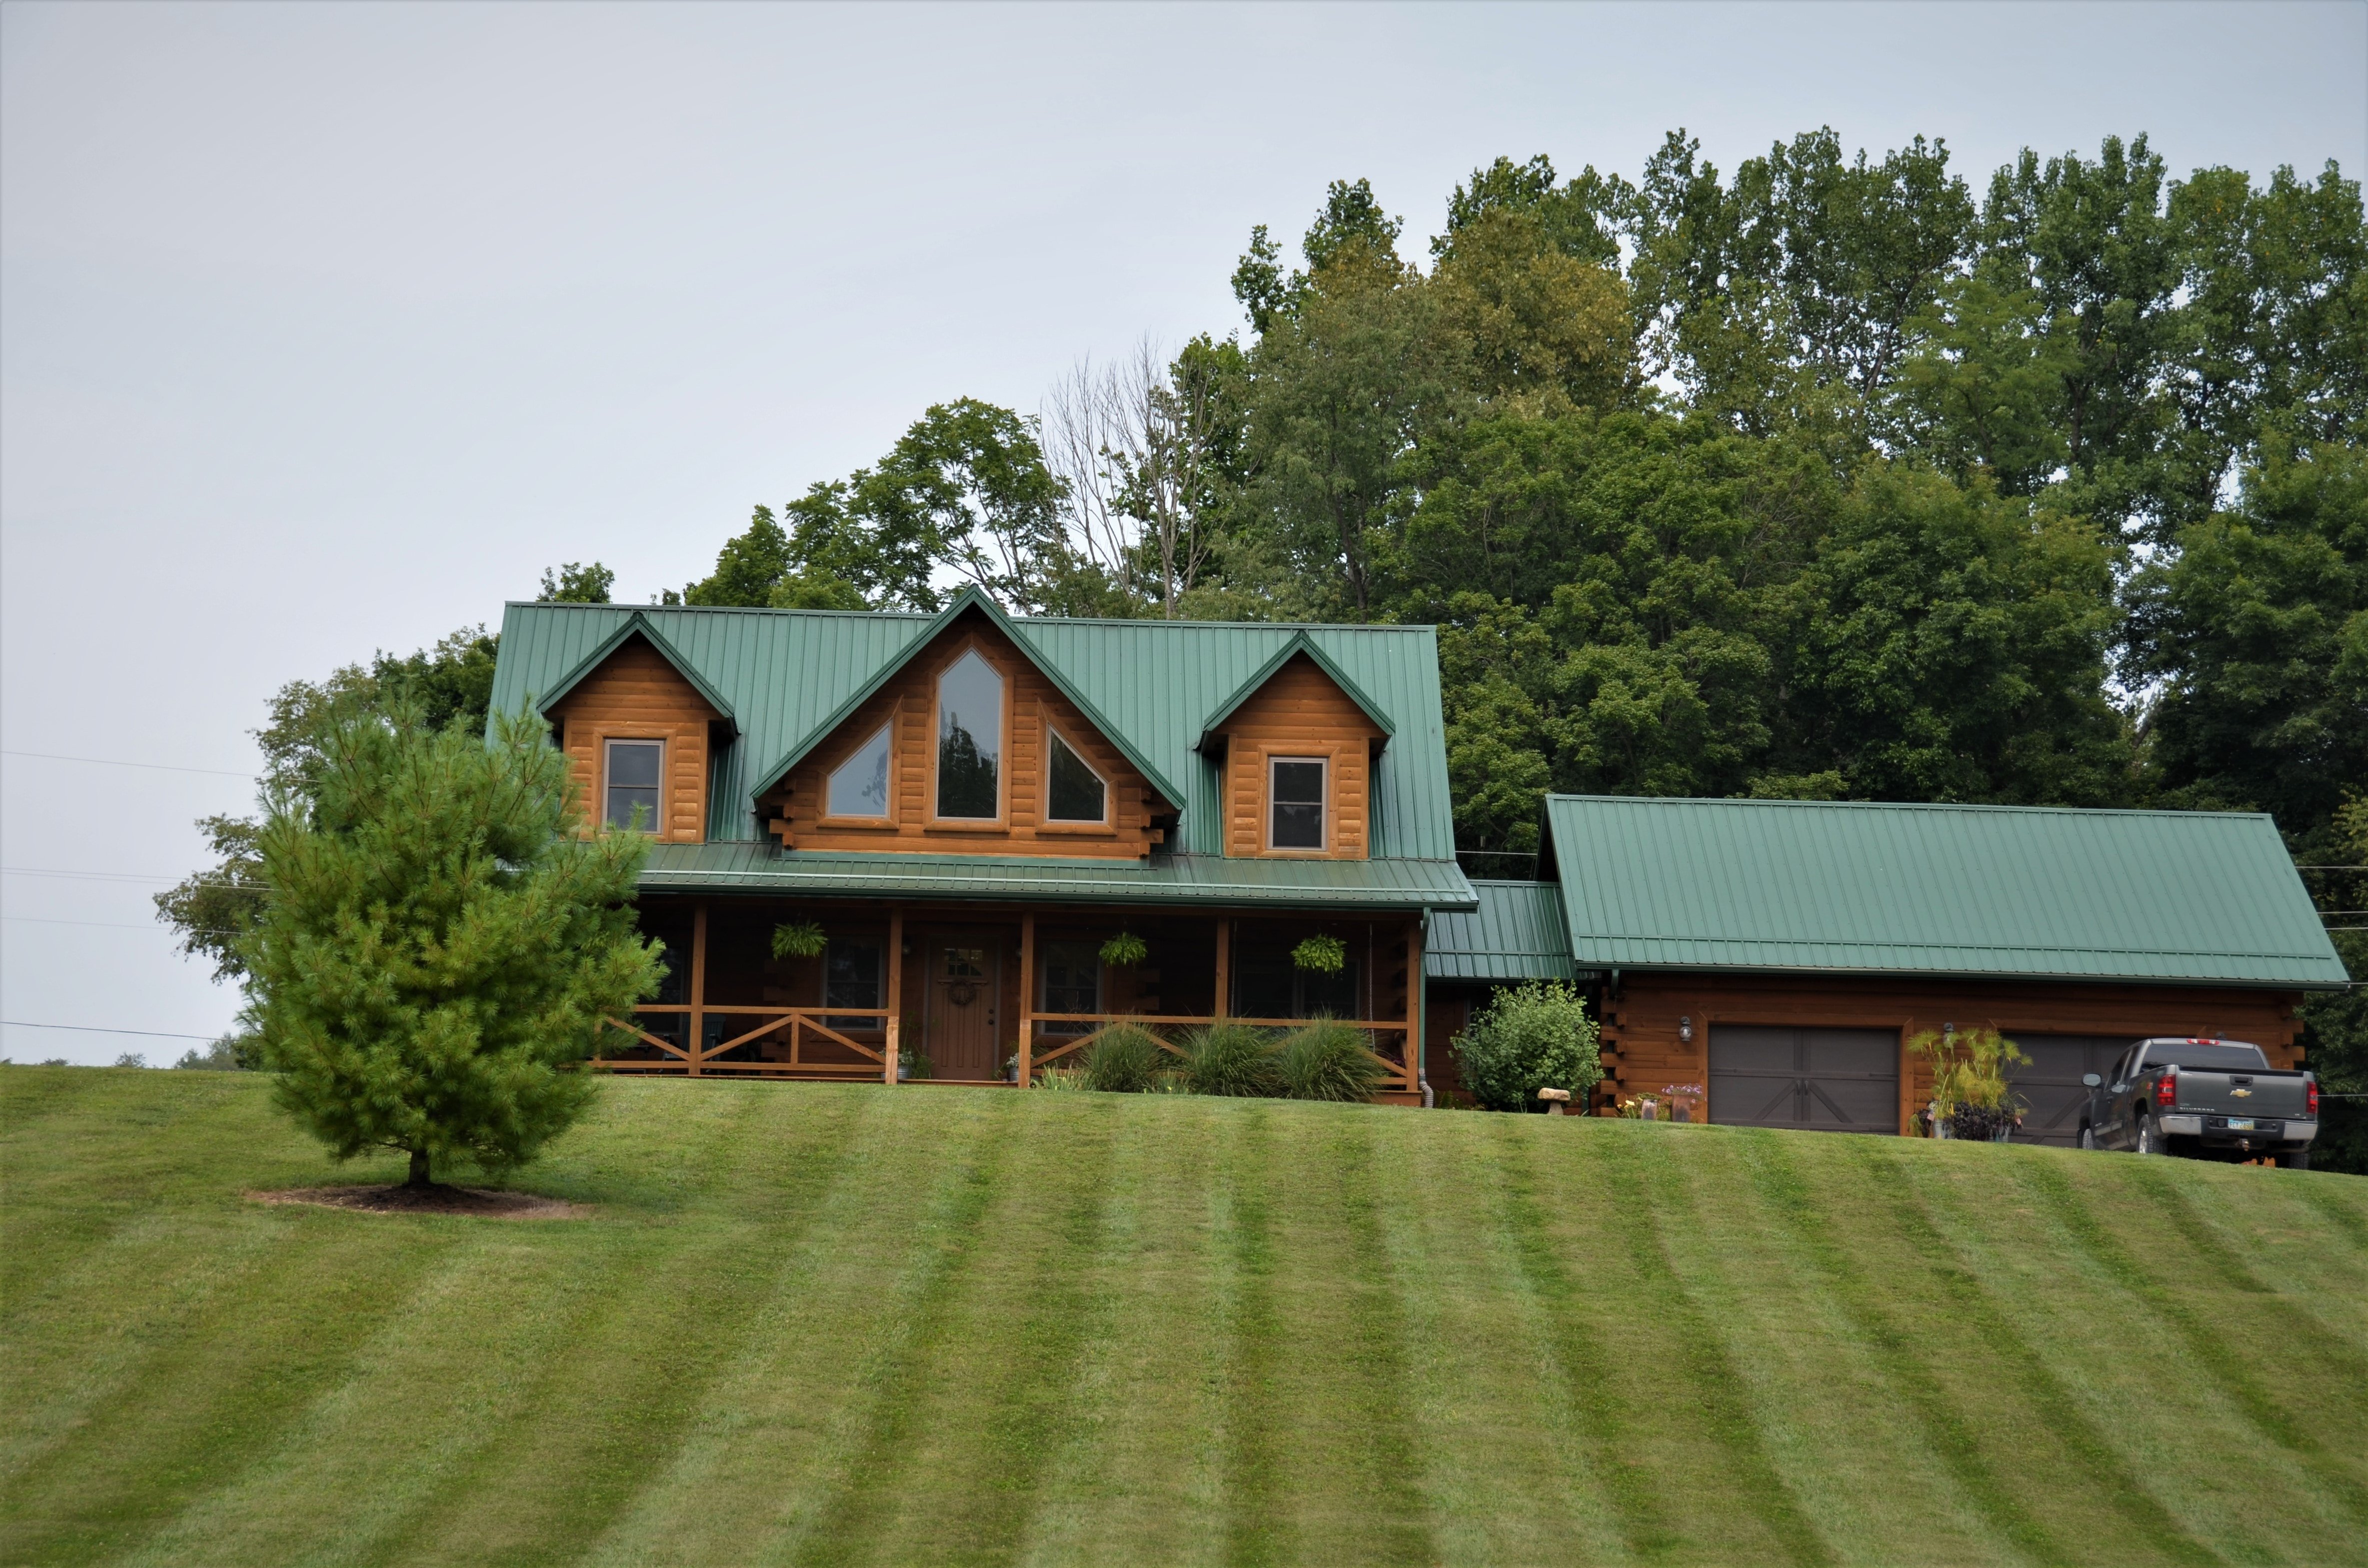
4,1069,2365,1568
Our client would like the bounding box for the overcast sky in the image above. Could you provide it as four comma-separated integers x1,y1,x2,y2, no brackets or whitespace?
4,0,2364,1063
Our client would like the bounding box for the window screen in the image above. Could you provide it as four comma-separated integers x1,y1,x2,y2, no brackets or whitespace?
1270,758,1325,849
1046,731,1106,822
936,650,1003,818
605,740,663,831
1040,942,1101,1034
824,939,883,1028
829,725,891,817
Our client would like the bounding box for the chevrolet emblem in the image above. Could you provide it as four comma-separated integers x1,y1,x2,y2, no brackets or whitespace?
2230,1088,2252,1098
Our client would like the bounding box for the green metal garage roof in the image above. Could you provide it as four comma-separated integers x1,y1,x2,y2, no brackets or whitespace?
1541,795,2349,988
1426,881,1581,981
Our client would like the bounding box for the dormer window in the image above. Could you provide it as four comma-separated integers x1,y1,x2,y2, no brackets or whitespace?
828,725,891,818
936,649,1003,819
1270,758,1326,850
1046,729,1107,823
605,739,663,831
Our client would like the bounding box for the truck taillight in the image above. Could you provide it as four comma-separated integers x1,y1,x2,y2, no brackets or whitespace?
2307,1080,2319,1117
2156,1071,2176,1108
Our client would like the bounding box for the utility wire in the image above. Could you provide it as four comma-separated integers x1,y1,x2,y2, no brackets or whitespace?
2,1020,219,1041
1,916,245,934
1,749,255,779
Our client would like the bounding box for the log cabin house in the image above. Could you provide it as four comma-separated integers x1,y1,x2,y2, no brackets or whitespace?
487,593,2346,1130
1425,796,2349,1141
488,588,1476,1096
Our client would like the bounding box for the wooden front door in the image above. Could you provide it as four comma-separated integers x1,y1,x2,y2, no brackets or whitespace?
925,937,1003,1080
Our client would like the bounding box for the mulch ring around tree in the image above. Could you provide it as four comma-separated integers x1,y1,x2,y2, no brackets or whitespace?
247,1184,593,1220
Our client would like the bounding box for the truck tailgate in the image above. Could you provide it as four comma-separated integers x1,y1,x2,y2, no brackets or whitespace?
2174,1070,2310,1119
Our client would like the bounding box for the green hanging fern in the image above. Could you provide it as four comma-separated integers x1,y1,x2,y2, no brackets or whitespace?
1291,934,1347,974
770,919,827,960
1099,930,1149,967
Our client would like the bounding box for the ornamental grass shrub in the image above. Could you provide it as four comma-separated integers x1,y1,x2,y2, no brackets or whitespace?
1456,982,1602,1113
1180,1021,1284,1097
1080,1022,1165,1093
1278,1017,1386,1102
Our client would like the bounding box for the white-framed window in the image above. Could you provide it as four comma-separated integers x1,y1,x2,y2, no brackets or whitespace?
828,724,892,818
936,649,1004,819
1040,941,1101,1034
1269,756,1326,850
605,739,664,831
1044,728,1107,823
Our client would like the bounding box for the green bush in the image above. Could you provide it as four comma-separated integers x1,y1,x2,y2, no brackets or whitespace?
1180,1021,1284,1097
1456,982,1602,1113
1081,1023,1164,1093
1279,1017,1387,1102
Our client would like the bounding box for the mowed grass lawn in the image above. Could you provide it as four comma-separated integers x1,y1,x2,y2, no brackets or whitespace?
4,1071,2366,1568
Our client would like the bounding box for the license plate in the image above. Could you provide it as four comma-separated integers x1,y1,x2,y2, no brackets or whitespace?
2224,1118,2255,1131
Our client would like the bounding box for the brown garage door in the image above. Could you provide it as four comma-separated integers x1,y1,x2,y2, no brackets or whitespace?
1710,1027,1899,1135
2006,1034,2136,1147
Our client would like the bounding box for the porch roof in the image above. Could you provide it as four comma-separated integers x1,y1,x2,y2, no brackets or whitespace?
1425,880,1583,982
635,842,1477,912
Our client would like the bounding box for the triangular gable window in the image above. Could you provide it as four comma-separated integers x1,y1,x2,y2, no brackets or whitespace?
828,725,891,818
1046,729,1107,823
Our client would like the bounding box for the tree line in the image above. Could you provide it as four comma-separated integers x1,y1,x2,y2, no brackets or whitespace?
161,126,2366,1163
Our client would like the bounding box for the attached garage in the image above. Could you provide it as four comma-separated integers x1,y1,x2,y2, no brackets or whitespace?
1708,1027,1898,1134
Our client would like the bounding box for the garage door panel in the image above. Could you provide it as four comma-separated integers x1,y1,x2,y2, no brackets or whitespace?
1710,1026,1898,1136
2006,1035,2135,1148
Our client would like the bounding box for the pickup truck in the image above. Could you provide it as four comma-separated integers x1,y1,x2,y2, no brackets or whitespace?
2077,1038,2318,1169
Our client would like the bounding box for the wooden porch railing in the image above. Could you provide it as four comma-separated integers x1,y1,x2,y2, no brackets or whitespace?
594,1005,892,1078
1025,1014,1415,1091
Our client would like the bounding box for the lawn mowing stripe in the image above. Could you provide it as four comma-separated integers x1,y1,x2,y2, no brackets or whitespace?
1485,1119,1677,1561
782,1104,1015,1568
1735,1131,2066,1568
1310,1112,1438,1567
2013,1159,2368,1528
1215,1102,1291,1568
901,1092,1123,1565
2291,1182,2368,1254
0,1220,467,1568
1608,1131,1835,1568
323,1084,879,1568
1864,1143,2226,1568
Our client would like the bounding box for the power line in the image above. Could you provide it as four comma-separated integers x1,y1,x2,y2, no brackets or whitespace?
1,749,255,779
2,1020,219,1041
2,868,266,890
0,916,244,934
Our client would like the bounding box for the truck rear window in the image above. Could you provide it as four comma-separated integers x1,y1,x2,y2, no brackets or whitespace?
2140,1043,2269,1071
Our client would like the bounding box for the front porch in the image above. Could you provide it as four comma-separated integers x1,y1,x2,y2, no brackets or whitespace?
593,898,1426,1098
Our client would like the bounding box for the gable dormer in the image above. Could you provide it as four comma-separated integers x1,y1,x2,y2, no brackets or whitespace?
753,595,1179,858
540,617,734,844
1199,637,1393,860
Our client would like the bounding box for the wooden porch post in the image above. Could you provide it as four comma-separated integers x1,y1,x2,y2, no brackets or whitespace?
885,908,904,1085
688,902,709,1078
1017,912,1035,1087
1214,917,1231,1018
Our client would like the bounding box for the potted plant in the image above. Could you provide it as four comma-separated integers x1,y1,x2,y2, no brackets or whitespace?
1099,931,1149,968
1291,934,1347,975
771,919,826,960
1907,1026,2028,1141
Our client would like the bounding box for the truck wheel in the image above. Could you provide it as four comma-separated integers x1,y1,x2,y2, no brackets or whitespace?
2276,1150,2311,1171
2135,1118,2161,1155
2078,1124,2097,1151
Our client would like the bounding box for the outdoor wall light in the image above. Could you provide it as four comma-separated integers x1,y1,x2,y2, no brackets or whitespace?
1679,1015,1694,1043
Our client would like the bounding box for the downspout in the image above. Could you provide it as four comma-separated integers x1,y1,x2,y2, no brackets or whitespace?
1417,909,1432,1108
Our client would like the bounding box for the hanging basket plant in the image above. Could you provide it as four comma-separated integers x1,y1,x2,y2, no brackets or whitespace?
1291,934,1347,974
1099,930,1149,968
770,919,827,960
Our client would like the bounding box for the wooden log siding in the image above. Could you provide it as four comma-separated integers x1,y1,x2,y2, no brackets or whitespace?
1218,653,1385,859
763,617,1169,858
1595,970,2307,1131
549,637,720,843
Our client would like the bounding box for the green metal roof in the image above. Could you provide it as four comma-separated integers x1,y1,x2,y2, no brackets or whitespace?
633,843,1478,911
490,597,1462,865
1426,880,1581,982
534,613,738,734
1195,631,1395,751
1541,795,2349,989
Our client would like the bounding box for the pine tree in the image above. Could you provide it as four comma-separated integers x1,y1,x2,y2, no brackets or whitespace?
246,703,660,1187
